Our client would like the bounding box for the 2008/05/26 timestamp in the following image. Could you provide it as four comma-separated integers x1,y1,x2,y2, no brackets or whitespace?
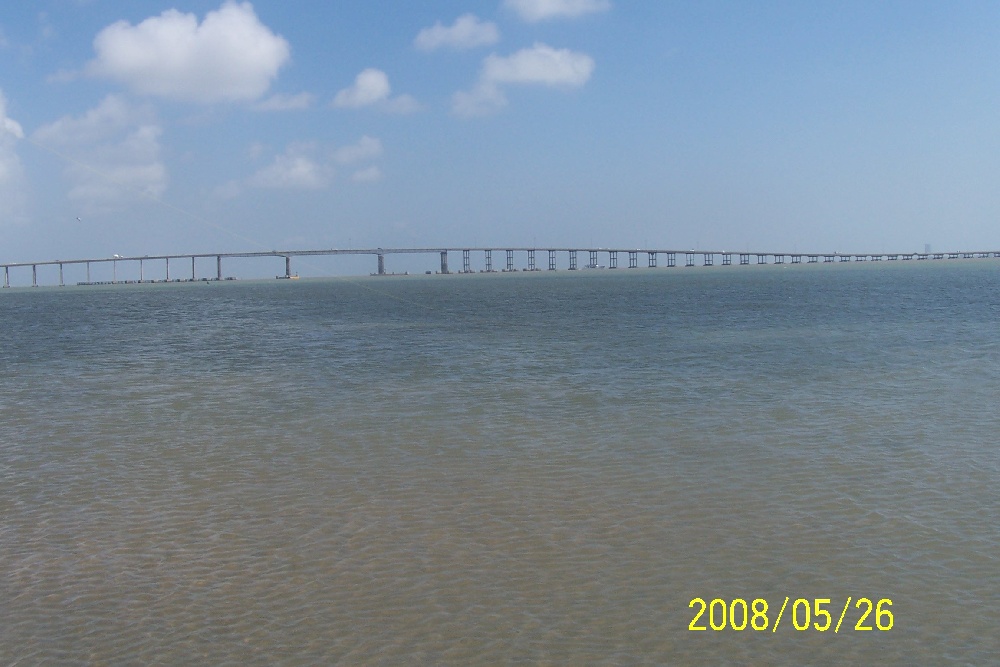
688,597,893,633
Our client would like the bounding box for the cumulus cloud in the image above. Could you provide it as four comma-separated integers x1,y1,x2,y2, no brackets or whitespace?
504,0,612,22
85,1,290,104
33,95,167,213
333,68,390,108
0,90,27,224
414,14,499,51
332,68,421,113
453,43,595,117
253,92,315,111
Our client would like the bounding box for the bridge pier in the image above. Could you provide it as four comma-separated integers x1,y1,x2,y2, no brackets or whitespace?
165,257,170,281
569,250,578,270
686,252,695,267
703,253,713,266
217,255,222,280
440,251,449,274
505,249,514,272
740,253,750,265
757,254,767,264
32,265,37,287
609,251,618,269
548,250,557,270
484,249,493,272
722,253,732,266
648,251,657,268
462,250,470,273
192,256,197,280
629,251,637,268
527,249,536,271
59,263,64,286
139,258,144,282
3,266,8,288
378,252,386,275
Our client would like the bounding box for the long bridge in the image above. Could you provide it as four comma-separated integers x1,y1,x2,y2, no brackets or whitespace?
3,246,1000,287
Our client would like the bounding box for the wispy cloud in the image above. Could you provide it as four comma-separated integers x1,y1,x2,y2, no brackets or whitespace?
247,143,332,190
0,90,27,225
253,92,315,112
453,43,595,117
33,95,167,213
333,135,383,165
504,0,612,22
226,136,385,196
84,1,290,104
414,14,499,51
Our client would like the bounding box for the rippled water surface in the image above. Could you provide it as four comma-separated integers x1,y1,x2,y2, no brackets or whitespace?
2,263,999,664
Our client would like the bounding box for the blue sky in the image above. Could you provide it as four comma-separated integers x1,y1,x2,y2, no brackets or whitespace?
1,0,999,271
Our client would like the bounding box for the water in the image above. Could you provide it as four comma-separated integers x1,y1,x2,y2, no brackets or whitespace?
1,263,998,665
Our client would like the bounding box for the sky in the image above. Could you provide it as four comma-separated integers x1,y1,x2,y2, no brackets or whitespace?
1,0,1000,275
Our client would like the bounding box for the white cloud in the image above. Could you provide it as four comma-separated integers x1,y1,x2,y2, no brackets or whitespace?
383,93,423,114
85,1,290,104
333,135,383,165
332,68,421,113
248,143,332,190
333,68,390,108
33,95,167,213
241,136,384,192
483,43,595,86
351,166,382,183
452,43,595,117
414,14,499,51
0,90,27,225
253,92,315,111
504,0,612,22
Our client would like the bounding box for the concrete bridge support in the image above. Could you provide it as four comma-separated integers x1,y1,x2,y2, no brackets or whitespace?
505,250,514,272
217,256,222,280
484,250,493,272
648,252,657,268
462,250,470,273
378,252,386,275
548,250,556,270
284,256,291,278
527,249,536,271
59,263,64,286
440,251,449,274
569,250,578,270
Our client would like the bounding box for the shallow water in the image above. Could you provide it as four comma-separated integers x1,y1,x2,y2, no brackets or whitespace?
1,263,998,664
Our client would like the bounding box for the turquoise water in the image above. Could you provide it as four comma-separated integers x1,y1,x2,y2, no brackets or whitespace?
1,263,998,664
